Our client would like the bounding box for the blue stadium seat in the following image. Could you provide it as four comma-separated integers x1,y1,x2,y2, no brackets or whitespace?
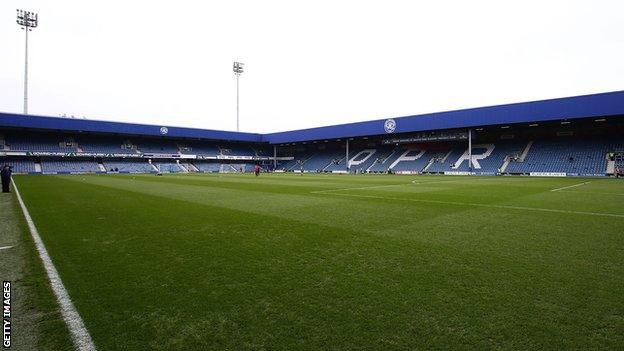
103,161,154,173
41,160,101,173
506,138,611,175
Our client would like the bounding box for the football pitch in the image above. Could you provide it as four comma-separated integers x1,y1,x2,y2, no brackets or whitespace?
9,173,624,350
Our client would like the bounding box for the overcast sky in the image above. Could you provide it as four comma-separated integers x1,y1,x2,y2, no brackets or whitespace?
1,0,623,133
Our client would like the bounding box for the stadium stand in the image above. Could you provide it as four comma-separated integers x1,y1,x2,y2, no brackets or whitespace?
193,162,225,173
346,148,380,173
136,139,180,154
3,134,623,176
219,145,255,157
226,163,255,172
392,149,444,173
425,141,526,174
1,90,623,176
40,159,101,173
4,133,78,152
367,148,404,173
79,137,139,154
180,163,199,172
506,138,610,176
3,159,37,174
269,137,621,175
178,142,220,157
252,146,271,157
154,162,184,173
324,154,349,172
103,161,154,173
323,148,385,172
302,150,344,172
276,152,314,171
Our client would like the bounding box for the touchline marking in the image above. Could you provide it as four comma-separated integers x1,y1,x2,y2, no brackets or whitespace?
0,245,15,250
12,180,97,351
550,181,591,192
314,191,624,219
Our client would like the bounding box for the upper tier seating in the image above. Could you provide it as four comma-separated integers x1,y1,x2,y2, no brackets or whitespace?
219,145,256,157
5,134,78,152
253,147,271,157
179,143,220,157
136,140,179,154
1,131,265,158
79,137,138,154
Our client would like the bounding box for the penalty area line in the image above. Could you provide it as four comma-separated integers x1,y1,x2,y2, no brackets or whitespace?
314,191,624,219
12,179,97,351
550,181,591,192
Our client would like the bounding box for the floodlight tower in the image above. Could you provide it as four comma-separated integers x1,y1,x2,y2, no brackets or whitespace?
16,9,38,115
233,61,244,131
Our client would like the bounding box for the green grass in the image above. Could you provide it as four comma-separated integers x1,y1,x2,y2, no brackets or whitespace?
0,191,74,350
12,173,624,350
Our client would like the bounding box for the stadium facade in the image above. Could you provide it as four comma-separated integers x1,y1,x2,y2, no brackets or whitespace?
1,90,623,176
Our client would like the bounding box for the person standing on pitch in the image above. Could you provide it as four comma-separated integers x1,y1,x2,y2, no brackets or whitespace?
254,164,260,177
1,164,12,193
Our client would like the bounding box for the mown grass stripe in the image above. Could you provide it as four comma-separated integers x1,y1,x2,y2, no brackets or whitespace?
313,191,624,218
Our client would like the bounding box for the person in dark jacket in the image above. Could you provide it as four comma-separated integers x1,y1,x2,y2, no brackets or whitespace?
1,164,12,193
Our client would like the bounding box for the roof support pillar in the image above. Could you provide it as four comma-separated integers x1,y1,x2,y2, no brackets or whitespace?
346,139,349,172
468,128,472,173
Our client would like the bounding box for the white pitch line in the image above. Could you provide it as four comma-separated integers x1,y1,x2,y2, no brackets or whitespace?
557,190,624,196
550,181,591,192
314,191,624,219
12,180,97,351
410,179,462,185
311,183,408,193
0,245,15,250
312,179,457,194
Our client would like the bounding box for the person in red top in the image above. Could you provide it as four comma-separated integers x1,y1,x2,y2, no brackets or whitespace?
254,164,261,177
